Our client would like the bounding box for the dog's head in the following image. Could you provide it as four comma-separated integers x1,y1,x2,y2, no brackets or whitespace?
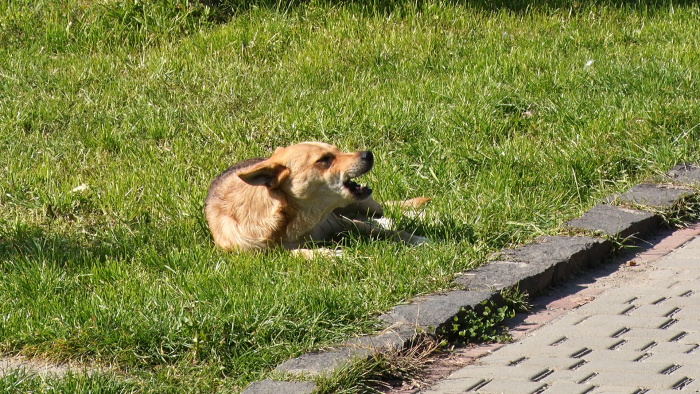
237,142,374,209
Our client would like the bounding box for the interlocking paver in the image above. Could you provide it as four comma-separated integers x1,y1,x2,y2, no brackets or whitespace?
670,307,700,320
573,350,645,362
644,352,700,366
586,371,688,388
539,369,598,384
422,377,485,394
665,320,700,333
514,357,584,370
575,359,676,374
587,386,643,394
472,379,546,394
664,296,700,307
539,381,594,394
530,324,627,339
448,364,549,381
686,238,700,249
576,315,670,329
626,304,680,317
655,258,700,270
614,328,686,341
571,302,640,316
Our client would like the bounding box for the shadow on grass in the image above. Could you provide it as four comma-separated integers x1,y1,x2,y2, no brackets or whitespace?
205,0,697,19
0,216,212,271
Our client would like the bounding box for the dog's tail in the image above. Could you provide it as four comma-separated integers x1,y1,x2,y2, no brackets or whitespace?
384,197,432,210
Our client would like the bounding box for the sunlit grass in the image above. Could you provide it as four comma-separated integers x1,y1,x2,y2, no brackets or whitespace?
1,0,700,391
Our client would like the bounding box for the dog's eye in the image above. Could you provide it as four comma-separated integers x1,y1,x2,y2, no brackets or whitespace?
316,155,334,168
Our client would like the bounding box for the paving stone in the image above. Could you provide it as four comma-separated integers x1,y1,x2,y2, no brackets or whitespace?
598,286,684,299
661,319,700,333
674,376,700,391
672,332,700,345
685,237,700,249
614,328,687,341
448,364,550,381
626,304,680,317
540,381,595,394
645,352,700,366
540,369,598,384
576,315,671,329
537,337,626,351
665,296,700,307
582,350,646,362
274,347,371,376
530,323,626,339
576,359,677,374
662,364,700,378
655,258,700,271
388,290,495,335
667,307,700,320
616,338,672,353
646,342,699,354
667,163,700,185
587,386,643,394
487,342,605,359
422,377,485,394
671,246,700,259
587,371,687,388
571,301,640,316
606,183,693,209
242,380,316,394
513,357,584,370
472,379,546,394
565,203,661,239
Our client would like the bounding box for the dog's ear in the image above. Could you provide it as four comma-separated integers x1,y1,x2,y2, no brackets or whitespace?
237,161,290,188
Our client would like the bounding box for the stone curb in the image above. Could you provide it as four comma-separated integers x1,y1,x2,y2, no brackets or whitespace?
241,164,700,394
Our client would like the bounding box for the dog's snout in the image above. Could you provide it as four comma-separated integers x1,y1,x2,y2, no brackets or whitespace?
360,151,373,163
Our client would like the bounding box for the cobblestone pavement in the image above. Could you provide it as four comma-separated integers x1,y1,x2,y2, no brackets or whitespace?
423,227,700,394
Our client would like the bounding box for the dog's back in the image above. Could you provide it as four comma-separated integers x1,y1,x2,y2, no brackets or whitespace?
205,157,288,251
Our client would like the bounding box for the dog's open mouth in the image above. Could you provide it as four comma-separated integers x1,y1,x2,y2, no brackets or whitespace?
343,179,372,200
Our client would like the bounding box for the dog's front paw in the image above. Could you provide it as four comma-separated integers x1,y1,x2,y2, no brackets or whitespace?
291,248,343,259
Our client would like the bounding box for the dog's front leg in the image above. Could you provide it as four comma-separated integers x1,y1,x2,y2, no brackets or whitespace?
335,215,430,245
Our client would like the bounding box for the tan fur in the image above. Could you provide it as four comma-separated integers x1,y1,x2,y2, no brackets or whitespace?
205,142,430,254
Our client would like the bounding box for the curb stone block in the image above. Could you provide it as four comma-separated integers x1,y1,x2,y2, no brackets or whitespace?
606,183,693,209
499,236,613,284
667,163,700,185
565,203,661,239
274,347,372,376
455,236,611,299
242,380,316,394
388,290,496,335
453,260,556,297
344,322,417,351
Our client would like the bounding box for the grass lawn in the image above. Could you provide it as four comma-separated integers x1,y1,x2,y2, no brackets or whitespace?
1,0,700,392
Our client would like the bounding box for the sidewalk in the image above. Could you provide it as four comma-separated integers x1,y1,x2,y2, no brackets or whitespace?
422,224,700,394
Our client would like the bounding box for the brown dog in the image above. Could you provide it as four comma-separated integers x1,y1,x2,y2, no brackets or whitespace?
205,142,430,257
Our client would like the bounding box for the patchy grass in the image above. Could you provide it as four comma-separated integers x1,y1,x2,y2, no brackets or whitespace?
2,0,700,391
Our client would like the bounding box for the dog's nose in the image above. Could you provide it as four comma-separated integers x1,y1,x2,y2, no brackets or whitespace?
360,151,373,162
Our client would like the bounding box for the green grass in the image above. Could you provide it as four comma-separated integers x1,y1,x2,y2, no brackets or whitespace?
2,0,700,392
